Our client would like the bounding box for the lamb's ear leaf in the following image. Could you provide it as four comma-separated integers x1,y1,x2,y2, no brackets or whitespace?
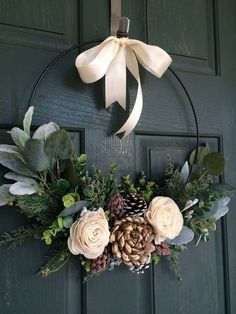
180,161,189,183
9,181,41,196
167,226,194,245
44,129,74,162
9,127,30,149
203,197,230,220
189,145,211,165
0,184,13,206
0,145,19,153
0,151,37,177
5,172,38,185
24,139,50,172
23,106,34,136
33,122,59,141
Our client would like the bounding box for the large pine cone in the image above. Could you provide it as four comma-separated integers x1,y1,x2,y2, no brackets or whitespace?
123,193,147,216
110,216,155,268
107,192,124,220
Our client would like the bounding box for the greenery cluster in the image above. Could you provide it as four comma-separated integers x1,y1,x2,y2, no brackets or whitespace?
0,107,234,279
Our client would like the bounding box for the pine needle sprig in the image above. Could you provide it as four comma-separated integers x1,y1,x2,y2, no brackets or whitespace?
169,245,186,281
39,245,71,277
0,224,44,249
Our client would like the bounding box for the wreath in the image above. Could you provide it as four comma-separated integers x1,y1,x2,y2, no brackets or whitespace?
0,107,234,280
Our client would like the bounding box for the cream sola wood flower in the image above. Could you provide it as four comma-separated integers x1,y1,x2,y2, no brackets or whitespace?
67,208,110,259
145,197,183,244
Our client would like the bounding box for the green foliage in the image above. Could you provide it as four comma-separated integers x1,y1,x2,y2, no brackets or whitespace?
58,200,90,218
203,152,225,176
135,172,158,203
23,106,34,136
17,193,59,223
62,192,80,208
169,245,186,281
151,252,160,265
76,154,88,171
41,217,70,245
120,175,137,194
189,144,211,165
24,139,50,172
53,179,70,196
0,224,44,249
0,184,15,206
44,129,75,162
10,127,30,149
81,257,92,273
39,245,71,277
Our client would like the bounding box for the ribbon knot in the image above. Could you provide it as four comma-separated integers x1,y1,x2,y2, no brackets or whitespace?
75,36,172,138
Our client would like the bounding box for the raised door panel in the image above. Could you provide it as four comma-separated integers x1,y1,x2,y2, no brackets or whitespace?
147,0,220,74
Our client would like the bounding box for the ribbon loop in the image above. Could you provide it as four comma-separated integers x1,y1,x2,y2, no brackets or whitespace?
75,37,172,138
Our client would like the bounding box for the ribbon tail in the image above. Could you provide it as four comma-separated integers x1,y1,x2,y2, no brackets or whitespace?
105,45,126,109
115,48,143,138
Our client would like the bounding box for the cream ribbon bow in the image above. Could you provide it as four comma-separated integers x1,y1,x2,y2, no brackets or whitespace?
75,36,172,138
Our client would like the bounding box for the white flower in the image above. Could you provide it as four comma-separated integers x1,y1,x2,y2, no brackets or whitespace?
67,208,110,259
145,197,183,244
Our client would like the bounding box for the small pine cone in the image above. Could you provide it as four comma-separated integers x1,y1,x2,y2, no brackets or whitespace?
123,193,147,217
91,249,110,274
107,192,124,219
110,216,155,269
155,242,170,256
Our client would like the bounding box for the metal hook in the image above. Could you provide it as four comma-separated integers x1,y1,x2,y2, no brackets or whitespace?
117,17,130,38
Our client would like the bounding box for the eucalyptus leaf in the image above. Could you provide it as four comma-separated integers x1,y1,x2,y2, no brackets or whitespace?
167,226,194,245
0,144,19,153
63,216,74,228
24,139,50,172
0,151,37,177
58,201,90,217
189,145,211,165
23,106,34,136
203,197,230,220
44,129,74,163
9,181,41,195
9,127,30,149
33,122,59,141
203,152,225,176
0,184,12,206
180,161,190,183
5,171,38,185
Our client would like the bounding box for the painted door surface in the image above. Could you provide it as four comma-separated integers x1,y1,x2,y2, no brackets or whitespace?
0,1,236,314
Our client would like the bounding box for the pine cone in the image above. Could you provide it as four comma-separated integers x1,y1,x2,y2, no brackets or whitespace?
155,242,170,256
110,216,155,268
123,193,147,216
107,192,124,219
91,248,110,273
130,255,151,274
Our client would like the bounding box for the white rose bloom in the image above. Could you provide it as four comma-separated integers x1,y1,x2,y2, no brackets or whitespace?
67,208,110,259
145,197,183,244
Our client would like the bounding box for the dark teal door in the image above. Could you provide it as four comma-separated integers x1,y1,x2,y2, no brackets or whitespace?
0,1,236,313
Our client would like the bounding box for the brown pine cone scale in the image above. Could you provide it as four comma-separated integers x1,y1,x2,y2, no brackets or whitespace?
91,249,110,273
107,192,124,219
110,216,155,268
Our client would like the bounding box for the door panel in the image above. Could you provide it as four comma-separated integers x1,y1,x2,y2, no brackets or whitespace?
0,0,236,313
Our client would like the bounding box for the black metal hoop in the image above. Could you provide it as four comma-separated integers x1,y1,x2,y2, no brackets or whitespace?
27,38,199,162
